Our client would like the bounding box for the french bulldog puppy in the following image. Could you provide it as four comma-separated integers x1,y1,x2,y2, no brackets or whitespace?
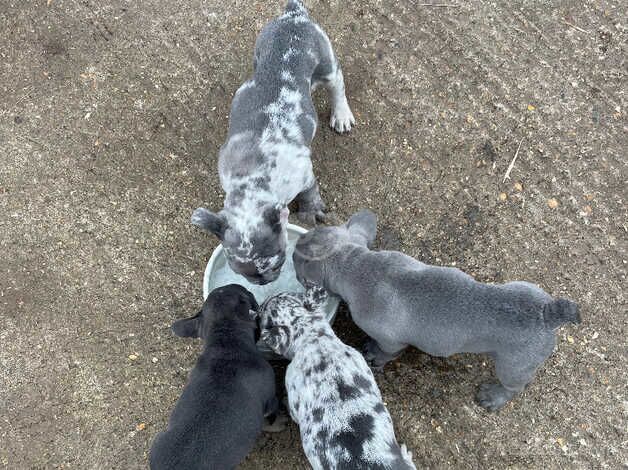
150,284,280,470
192,0,355,285
257,289,416,470
293,210,581,411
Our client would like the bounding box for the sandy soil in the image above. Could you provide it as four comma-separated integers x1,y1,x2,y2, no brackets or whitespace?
1,1,626,468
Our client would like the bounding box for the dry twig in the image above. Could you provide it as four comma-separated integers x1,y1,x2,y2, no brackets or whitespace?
503,137,525,183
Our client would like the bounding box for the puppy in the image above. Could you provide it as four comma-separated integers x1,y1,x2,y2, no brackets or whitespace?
257,289,416,470
292,210,581,411
192,0,355,285
150,284,279,470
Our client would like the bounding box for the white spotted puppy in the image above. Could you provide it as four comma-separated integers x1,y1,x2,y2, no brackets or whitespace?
192,0,355,285
258,289,416,470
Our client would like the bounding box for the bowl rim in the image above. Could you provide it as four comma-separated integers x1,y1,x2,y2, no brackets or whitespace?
202,223,309,300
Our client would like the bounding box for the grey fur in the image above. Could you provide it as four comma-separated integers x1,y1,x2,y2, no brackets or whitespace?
293,209,582,411
256,289,416,469
150,285,280,470
192,0,355,285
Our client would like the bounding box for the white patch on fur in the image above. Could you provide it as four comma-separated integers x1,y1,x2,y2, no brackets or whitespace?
281,70,295,83
283,48,298,61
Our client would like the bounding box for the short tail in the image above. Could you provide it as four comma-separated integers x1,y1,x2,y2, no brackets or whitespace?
543,298,581,329
286,0,307,14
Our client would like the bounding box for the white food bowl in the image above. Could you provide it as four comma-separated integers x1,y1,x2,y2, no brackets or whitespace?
203,223,340,357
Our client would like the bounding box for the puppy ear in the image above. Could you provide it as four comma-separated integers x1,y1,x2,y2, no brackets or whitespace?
346,209,377,247
191,207,228,240
261,326,292,356
248,309,259,320
171,311,202,338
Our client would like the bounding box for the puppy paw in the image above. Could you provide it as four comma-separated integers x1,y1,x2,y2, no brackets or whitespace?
296,209,327,226
330,105,355,133
476,383,512,411
263,412,289,433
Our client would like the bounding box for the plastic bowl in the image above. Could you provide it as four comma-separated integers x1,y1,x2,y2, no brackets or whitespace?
203,223,340,357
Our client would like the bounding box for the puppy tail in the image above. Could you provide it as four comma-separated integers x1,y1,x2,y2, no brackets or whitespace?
285,0,308,14
543,298,581,329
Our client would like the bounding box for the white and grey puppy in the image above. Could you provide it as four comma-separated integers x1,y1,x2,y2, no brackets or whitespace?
293,210,582,411
192,0,355,285
257,289,416,470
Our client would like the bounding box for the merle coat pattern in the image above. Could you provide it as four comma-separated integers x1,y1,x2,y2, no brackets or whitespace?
257,289,416,470
150,285,278,470
192,0,355,285
292,210,581,411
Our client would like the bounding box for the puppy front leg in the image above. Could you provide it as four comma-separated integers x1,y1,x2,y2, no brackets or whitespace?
362,337,406,371
262,396,288,433
326,67,355,134
295,182,327,225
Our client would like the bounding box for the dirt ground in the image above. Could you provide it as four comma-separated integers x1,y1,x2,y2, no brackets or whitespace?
1,0,626,468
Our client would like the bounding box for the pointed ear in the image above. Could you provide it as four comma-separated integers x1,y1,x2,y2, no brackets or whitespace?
346,209,377,247
261,326,291,356
248,309,259,320
171,311,202,338
191,207,228,240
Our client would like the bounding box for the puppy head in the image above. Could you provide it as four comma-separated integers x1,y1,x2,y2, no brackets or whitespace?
171,284,259,339
293,209,377,286
191,205,289,285
257,290,325,357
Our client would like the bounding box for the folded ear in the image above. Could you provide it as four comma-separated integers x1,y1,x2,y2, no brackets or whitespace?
346,209,377,247
191,207,228,240
171,311,202,338
261,326,292,356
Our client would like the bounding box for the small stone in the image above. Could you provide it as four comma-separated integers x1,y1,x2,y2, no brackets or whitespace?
513,182,523,192
136,422,146,431
128,354,138,361
527,104,536,111
547,198,559,209
567,336,575,344
152,357,158,363
583,205,592,215
499,192,508,201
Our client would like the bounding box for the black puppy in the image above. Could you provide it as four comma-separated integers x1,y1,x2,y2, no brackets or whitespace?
150,284,279,470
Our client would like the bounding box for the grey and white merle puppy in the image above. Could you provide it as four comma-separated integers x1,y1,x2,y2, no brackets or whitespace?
150,284,280,470
257,289,416,470
292,210,581,411
192,0,355,285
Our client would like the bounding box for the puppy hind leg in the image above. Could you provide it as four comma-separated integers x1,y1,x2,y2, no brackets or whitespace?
476,352,540,411
362,337,407,371
295,182,327,225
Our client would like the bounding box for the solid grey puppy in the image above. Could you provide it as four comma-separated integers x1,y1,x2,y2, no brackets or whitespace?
258,289,416,470
192,0,355,286
292,210,581,411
